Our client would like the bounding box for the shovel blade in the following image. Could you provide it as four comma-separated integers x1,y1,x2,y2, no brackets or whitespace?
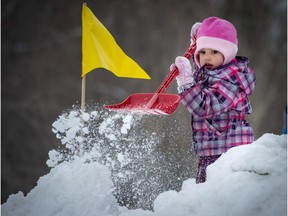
104,93,180,115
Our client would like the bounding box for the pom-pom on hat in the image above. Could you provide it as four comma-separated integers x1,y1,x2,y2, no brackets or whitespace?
194,17,238,67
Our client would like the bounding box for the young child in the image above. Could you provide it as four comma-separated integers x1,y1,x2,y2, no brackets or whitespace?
173,17,256,183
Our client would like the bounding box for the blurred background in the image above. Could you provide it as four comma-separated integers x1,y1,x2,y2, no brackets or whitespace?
2,0,287,204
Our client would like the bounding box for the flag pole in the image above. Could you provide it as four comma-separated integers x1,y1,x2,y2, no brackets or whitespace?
81,75,86,112
81,2,87,113
79,3,87,156
79,75,86,156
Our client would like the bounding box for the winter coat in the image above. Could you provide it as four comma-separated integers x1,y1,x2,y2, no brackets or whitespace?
179,56,256,156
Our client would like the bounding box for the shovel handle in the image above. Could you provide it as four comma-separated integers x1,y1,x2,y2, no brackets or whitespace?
155,44,195,94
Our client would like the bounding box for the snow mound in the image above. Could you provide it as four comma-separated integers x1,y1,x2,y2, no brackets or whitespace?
2,158,119,216
3,133,286,216
2,104,287,216
123,133,287,216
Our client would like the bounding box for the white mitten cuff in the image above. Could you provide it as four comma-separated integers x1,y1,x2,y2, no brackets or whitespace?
177,82,195,93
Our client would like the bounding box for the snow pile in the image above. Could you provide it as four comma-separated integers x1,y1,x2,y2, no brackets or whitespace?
2,105,287,216
123,133,287,216
2,159,118,216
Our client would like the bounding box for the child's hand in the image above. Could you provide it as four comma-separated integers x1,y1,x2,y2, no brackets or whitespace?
173,56,194,86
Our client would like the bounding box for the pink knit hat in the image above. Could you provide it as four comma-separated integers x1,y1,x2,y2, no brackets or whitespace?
194,17,238,67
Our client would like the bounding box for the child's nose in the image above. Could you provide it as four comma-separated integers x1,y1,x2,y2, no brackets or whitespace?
204,54,211,61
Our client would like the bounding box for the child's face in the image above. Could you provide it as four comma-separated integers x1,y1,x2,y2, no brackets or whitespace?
199,48,224,70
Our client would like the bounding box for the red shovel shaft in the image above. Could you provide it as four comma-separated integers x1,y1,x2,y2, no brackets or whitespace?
104,43,196,115
143,44,195,109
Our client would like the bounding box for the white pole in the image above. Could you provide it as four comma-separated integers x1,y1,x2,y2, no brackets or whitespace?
80,75,86,156
80,3,87,156
81,75,86,112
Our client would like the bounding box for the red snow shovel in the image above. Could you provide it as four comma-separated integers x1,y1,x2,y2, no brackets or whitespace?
104,45,195,115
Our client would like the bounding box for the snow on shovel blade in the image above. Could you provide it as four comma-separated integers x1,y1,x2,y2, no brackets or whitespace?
104,93,180,115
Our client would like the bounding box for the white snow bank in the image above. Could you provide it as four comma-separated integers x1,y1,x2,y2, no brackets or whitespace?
2,106,287,216
2,157,119,216
121,133,287,216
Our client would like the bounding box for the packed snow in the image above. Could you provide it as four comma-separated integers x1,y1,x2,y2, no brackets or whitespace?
2,105,287,216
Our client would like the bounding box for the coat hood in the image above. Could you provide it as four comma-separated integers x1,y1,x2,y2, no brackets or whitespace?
229,56,255,96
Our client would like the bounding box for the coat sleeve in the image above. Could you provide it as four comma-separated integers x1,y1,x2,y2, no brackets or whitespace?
179,78,241,118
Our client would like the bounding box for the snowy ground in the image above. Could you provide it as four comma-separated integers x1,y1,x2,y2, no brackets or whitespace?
2,106,287,216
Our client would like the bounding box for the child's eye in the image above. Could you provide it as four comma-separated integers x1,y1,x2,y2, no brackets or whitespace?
212,50,219,54
199,50,206,54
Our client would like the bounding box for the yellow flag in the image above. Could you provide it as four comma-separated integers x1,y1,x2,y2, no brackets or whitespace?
82,4,150,79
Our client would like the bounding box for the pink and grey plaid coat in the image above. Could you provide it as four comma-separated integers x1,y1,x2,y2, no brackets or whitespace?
179,56,256,156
